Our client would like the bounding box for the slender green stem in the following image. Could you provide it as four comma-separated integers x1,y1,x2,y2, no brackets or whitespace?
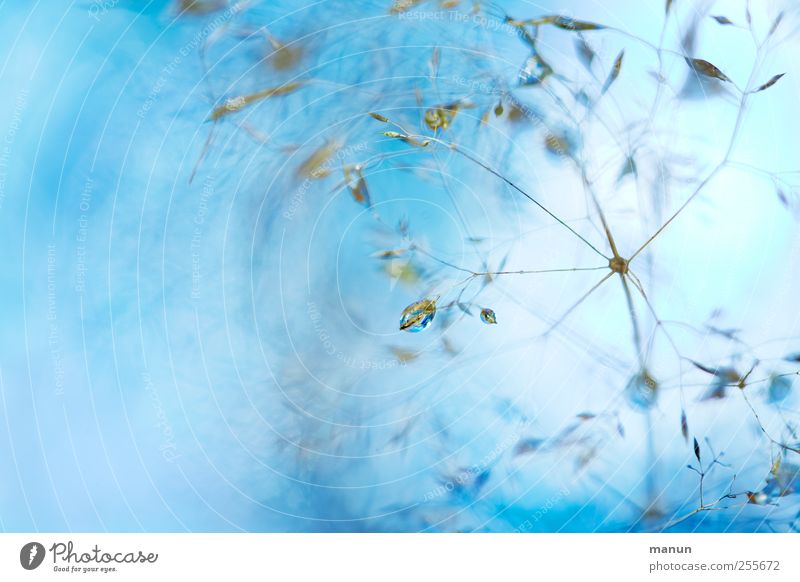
412,135,610,260
544,271,615,336
620,274,644,367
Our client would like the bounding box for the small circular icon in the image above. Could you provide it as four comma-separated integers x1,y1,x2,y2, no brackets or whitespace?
20,542,46,570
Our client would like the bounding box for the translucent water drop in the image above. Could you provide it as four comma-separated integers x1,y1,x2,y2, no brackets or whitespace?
480,308,497,325
768,374,792,404
625,370,658,410
519,53,552,86
399,299,436,332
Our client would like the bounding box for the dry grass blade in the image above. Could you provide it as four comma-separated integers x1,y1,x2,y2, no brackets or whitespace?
551,16,604,31
769,12,785,36
685,58,730,82
754,73,785,93
180,0,226,15
209,81,304,121
711,15,734,26
297,141,341,179
507,15,603,31
389,0,423,14
602,50,624,94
